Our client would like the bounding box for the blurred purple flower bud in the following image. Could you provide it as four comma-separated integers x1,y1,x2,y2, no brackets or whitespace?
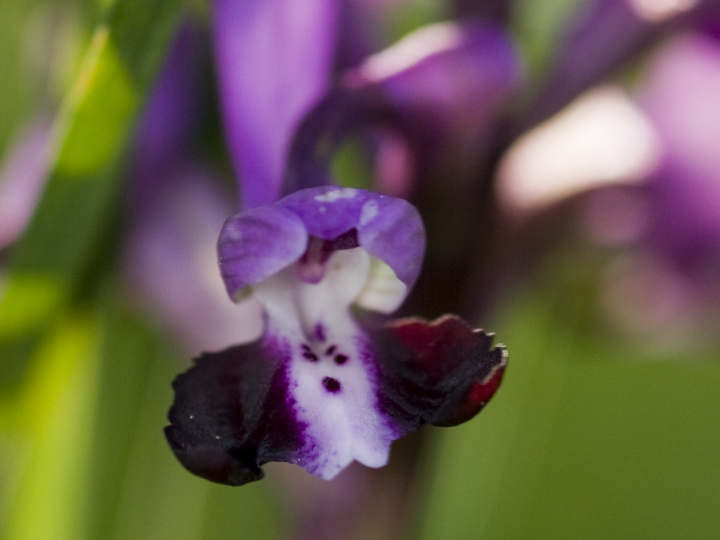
582,31,720,346
129,21,208,216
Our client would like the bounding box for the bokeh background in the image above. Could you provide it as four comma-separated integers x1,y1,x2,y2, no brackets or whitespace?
2,0,720,539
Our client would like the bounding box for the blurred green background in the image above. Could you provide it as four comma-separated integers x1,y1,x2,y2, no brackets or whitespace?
2,0,720,539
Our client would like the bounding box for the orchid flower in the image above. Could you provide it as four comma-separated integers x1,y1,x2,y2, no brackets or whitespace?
165,185,506,484
163,2,508,485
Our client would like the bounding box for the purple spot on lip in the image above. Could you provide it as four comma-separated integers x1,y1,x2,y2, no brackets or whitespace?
334,354,348,365
325,345,336,356
322,377,341,393
303,351,319,362
314,324,326,342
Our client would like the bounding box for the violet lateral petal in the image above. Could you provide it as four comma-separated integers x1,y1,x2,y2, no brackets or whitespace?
165,340,304,486
218,205,308,299
373,314,507,431
213,0,338,209
278,186,425,288
357,194,425,288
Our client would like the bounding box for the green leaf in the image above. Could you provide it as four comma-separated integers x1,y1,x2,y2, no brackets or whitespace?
0,0,183,384
0,311,101,540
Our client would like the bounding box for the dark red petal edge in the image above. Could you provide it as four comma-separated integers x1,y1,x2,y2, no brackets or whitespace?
164,340,305,486
373,314,507,431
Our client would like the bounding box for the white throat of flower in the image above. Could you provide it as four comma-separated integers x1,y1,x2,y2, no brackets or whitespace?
252,247,402,479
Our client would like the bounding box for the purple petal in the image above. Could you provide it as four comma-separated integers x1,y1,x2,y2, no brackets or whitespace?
356,193,426,288
218,205,308,300
213,0,339,209
278,186,425,288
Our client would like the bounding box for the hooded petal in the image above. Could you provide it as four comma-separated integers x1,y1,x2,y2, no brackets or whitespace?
278,186,425,289
217,186,425,311
213,0,339,209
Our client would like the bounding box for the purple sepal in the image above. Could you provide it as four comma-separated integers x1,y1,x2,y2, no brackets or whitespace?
373,315,507,431
218,205,308,299
218,187,425,299
165,340,305,486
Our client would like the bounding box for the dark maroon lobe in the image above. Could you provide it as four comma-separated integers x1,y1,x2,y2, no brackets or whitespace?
164,341,305,486
373,314,507,432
